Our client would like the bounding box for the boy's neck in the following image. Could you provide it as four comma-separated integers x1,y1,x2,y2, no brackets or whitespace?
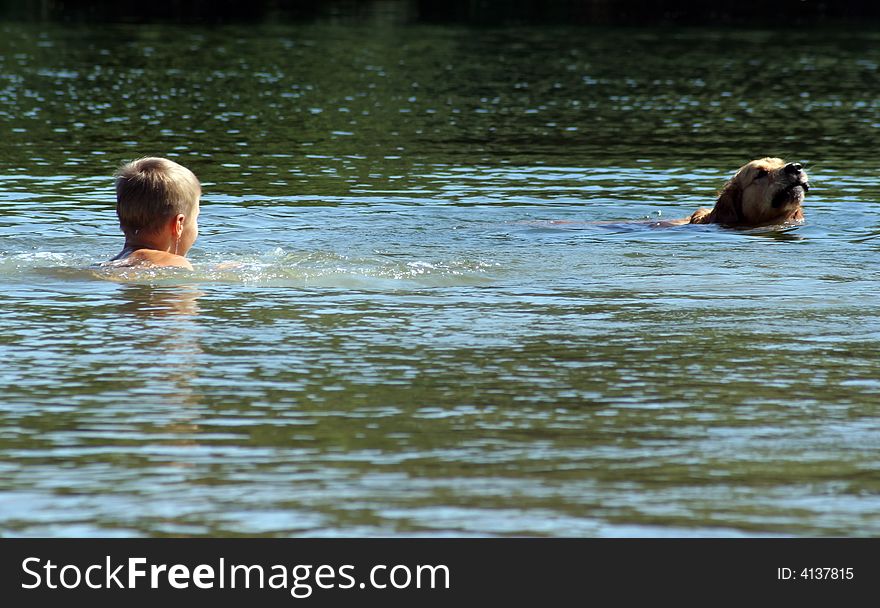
122,234,173,254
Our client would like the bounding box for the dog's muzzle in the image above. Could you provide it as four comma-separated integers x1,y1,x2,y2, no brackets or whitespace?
771,180,810,208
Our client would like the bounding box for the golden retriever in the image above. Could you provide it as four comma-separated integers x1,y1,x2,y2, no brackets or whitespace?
671,157,810,227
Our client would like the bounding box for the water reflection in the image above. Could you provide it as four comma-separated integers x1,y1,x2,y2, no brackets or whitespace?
742,227,806,242
114,283,205,414
116,284,209,496
116,283,203,317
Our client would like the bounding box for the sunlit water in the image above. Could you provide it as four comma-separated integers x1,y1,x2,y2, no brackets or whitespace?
1,23,879,536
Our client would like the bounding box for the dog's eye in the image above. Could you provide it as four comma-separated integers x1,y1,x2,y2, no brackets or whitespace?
754,169,768,179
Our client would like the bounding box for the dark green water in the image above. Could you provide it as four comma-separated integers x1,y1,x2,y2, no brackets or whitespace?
1,23,879,536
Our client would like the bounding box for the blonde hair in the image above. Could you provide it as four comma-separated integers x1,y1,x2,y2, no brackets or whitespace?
115,157,201,236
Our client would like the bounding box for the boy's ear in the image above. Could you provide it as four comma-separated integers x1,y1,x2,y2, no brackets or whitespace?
172,213,186,237
711,181,742,225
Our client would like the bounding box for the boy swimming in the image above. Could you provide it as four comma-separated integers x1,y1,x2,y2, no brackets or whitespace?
108,157,200,269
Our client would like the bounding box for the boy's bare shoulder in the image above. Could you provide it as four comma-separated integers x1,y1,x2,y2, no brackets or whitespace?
109,249,194,270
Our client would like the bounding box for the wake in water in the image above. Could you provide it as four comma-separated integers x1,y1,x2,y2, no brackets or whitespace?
189,248,500,287
2,248,500,288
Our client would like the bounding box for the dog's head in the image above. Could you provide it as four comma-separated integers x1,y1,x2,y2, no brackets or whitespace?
713,158,810,226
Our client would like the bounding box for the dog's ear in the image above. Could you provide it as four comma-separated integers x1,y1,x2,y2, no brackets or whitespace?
710,180,742,225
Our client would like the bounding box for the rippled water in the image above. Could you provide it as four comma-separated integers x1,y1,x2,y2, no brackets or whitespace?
1,23,880,536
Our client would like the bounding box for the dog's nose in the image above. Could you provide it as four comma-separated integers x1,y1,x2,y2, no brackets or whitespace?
784,162,803,175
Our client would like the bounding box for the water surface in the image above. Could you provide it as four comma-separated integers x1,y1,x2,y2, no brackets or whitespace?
1,23,879,536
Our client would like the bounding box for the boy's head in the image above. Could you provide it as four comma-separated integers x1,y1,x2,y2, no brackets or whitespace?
115,157,201,238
